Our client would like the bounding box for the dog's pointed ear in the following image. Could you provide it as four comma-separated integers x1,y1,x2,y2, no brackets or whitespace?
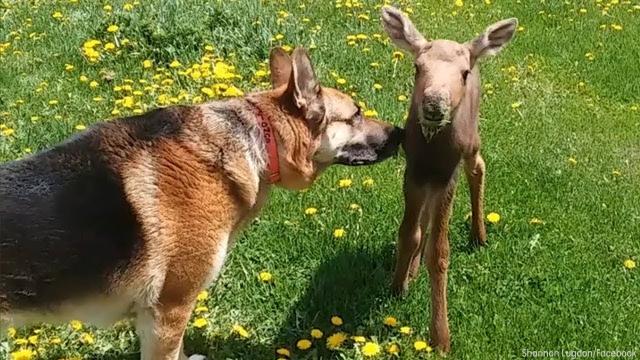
467,18,518,67
269,47,292,89
289,47,325,124
381,6,428,55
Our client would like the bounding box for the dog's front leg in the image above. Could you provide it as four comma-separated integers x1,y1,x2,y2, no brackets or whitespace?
137,298,201,360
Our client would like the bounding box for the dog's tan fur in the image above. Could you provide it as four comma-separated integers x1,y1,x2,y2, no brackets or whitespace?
0,48,402,360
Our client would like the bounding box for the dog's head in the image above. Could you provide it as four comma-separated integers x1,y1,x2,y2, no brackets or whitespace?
267,47,403,189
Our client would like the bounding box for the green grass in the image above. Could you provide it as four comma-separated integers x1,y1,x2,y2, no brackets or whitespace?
1,0,639,359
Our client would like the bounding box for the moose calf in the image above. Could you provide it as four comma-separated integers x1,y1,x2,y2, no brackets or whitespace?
381,6,518,352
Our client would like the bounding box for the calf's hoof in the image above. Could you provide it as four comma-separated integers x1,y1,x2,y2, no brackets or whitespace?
430,331,451,354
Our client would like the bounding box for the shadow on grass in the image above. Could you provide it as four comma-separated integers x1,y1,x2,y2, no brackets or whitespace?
187,242,397,359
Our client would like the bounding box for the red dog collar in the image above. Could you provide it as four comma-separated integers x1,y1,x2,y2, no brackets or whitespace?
248,100,281,184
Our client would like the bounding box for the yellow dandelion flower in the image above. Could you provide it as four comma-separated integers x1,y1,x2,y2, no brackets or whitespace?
169,60,182,68
107,25,119,33
10,348,35,360
196,290,208,301
142,59,153,68
336,78,347,85
611,24,623,31
349,203,361,211
305,207,318,215
330,315,343,326
486,212,501,224
80,332,95,345
373,83,383,90
383,316,398,327
624,259,636,270
362,178,374,188
65,64,75,71
339,178,353,188
568,157,578,165
259,271,273,282
104,42,116,51
387,343,400,356
529,218,544,225
364,109,378,117
326,332,347,350
399,326,412,335
511,102,522,109
232,324,250,338
392,51,404,60
397,95,408,102
414,340,429,351
275,34,284,40
103,4,112,11
70,320,83,331
123,3,134,11
28,335,38,345
311,329,323,339
89,81,99,88
455,0,464,7
276,348,290,357
362,342,381,357
193,318,208,328
52,11,64,19
296,339,312,350
370,62,380,68
333,228,346,238
222,85,243,97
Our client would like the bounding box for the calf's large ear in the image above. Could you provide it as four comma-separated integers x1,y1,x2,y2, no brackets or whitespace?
269,47,292,89
381,6,429,55
468,18,518,67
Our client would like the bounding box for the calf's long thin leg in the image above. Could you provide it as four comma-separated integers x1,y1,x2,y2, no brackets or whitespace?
464,152,487,246
425,181,456,353
391,175,427,296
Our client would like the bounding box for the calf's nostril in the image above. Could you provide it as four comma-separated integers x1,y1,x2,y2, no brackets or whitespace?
422,98,448,121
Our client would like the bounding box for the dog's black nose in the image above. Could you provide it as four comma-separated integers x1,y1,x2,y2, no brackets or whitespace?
387,126,405,144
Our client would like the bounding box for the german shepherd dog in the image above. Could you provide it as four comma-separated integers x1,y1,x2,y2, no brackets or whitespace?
0,47,403,360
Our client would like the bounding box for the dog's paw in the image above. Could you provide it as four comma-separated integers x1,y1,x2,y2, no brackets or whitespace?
188,355,207,360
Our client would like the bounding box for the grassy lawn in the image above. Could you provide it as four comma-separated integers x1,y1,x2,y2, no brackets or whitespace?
1,0,639,359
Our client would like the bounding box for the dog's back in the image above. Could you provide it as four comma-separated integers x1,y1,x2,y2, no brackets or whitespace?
0,107,189,316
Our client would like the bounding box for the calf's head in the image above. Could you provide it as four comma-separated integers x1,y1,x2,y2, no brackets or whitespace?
381,7,517,126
